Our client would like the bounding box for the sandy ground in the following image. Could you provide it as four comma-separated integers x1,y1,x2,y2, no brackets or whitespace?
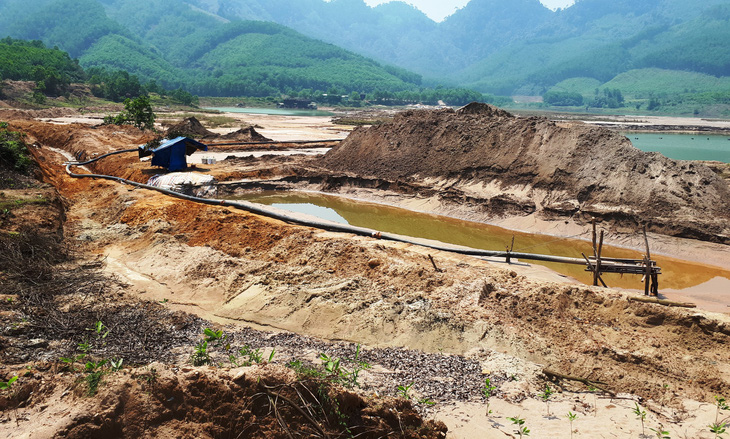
189,147,331,163
34,108,353,141
580,114,730,130
4,109,730,438
206,112,352,141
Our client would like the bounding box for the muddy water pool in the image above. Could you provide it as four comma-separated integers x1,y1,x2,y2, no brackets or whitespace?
227,191,730,302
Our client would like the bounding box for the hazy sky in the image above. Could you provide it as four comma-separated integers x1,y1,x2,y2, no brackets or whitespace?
364,0,576,22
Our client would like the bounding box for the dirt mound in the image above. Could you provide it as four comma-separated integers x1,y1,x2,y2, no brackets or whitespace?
457,101,512,117
0,106,79,121
215,125,272,142
0,363,446,438
320,104,730,243
165,116,215,138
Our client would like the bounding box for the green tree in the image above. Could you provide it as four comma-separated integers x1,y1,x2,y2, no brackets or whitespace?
544,91,583,106
103,95,155,130
0,122,32,173
170,88,198,106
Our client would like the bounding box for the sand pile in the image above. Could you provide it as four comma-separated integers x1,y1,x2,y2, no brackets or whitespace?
321,103,730,243
216,125,272,142
165,116,215,138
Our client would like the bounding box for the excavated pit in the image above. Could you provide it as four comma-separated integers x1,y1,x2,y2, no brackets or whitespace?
3,109,730,438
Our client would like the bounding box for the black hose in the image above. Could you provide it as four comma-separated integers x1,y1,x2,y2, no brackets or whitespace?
65,150,630,268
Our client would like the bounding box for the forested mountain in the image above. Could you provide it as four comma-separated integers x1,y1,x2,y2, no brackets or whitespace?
0,0,430,98
166,0,730,97
453,0,730,94
0,37,85,96
1,0,729,104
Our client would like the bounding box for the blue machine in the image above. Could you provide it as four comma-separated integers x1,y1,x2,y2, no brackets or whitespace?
138,137,208,172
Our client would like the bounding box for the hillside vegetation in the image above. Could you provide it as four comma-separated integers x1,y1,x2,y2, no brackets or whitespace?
113,0,729,114
0,0,480,104
3,0,730,113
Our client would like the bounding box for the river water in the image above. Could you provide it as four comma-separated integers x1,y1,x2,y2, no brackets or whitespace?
204,106,334,117
624,132,730,162
228,191,730,298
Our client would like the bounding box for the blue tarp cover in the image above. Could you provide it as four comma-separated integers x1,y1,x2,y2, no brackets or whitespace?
140,137,207,172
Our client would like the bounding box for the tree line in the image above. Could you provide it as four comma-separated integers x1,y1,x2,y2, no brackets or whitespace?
1,36,493,108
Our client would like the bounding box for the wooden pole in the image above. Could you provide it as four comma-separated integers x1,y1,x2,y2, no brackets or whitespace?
427,254,442,272
592,220,599,286
592,219,597,252
594,230,604,287
506,235,515,264
643,226,651,296
628,296,695,308
643,256,651,296
582,253,608,288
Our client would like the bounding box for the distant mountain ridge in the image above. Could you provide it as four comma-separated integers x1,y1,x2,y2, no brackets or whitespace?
1,0,729,99
182,0,730,95
0,0,425,97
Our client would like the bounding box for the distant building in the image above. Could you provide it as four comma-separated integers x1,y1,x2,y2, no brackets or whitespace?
138,137,207,172
277,98,317,109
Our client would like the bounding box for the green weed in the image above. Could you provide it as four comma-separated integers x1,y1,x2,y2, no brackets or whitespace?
191,340,210,366
203,328,225,345
539,384,553,415
567,411,577,438
508,415,530,438
396,382,414,400
0,375,20,426
483,377,496,415
59,321,124,396
587,384,599,416
286,359,326,379
710,396,729,438
650,424,670,439
109,358,124,372
59,321,123,395
634,402,647,436
137,366,158,387
234,345,263,366
85,371,103,395
318,345,370,389
0,375,17,390
709,422,727,438
0,198,48,212
191,328,231,366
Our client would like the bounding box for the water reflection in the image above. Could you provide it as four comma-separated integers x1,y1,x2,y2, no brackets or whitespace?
230,191,730,292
